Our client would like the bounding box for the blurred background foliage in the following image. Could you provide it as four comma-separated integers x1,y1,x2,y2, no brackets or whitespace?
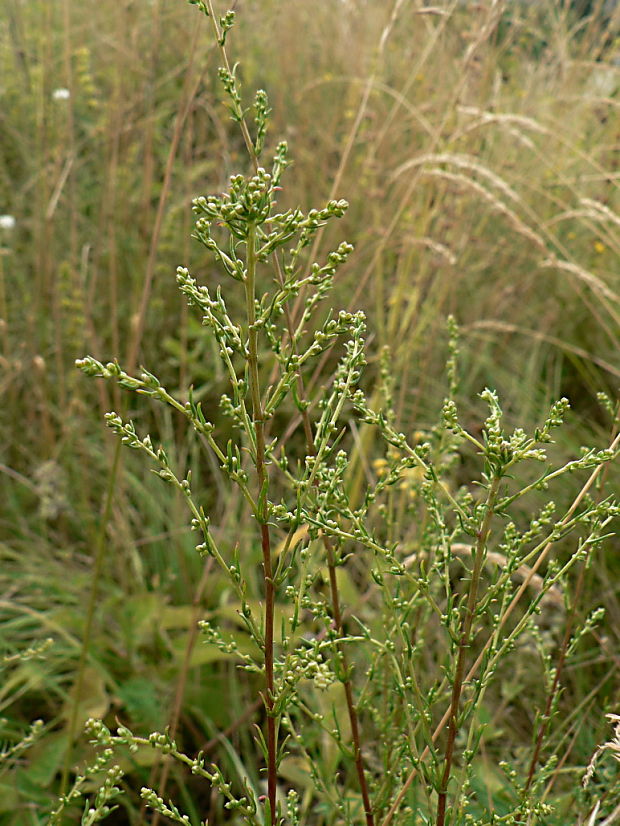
0,0,619,822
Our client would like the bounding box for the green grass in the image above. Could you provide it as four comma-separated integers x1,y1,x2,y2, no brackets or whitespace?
0,0,619,823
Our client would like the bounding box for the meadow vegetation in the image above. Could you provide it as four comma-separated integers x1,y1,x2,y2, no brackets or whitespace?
0,0,619,823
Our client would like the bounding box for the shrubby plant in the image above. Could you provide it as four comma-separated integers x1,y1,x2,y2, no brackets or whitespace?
71,2,619,824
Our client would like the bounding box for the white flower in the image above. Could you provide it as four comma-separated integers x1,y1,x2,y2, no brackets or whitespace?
0,215,16,230
52,88,70,101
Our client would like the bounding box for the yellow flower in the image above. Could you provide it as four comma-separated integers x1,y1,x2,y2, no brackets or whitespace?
593,240,606,254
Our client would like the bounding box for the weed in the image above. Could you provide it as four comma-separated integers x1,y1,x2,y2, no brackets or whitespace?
1,1,619,823
69,3,620,824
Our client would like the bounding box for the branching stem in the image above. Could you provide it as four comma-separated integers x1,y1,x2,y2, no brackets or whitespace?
273,254,375,826
436,474,501,826
204,0,258,174
518,415,618,821
203,5,373,816
324,537,375,826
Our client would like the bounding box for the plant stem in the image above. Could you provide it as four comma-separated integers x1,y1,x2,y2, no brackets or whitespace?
245,222,277,825
278,294,375,825
381,434,619,826
436,475,500,826
198,10,276,817
515,560,584,825
324,535,375,826
204,0,258,174
518,411,618,821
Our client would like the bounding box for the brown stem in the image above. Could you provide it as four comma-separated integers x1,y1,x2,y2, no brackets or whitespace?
201,7,372,818
325,537,375,826
202,7,276,818
511,560,585,826
436,475,500,826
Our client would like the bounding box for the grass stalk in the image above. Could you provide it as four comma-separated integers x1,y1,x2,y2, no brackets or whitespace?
125,25,201,373
289,0,405,328
59,437,122,796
